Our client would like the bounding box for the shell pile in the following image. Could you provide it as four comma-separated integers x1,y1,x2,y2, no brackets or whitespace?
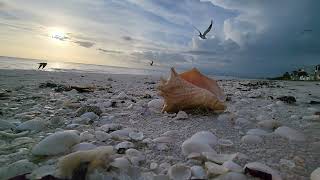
158,67,226,113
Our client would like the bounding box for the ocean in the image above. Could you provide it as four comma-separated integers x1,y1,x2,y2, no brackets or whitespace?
0,56,237,79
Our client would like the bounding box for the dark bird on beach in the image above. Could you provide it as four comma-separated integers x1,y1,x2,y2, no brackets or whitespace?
150,60,153,66
38,62,47,69
193,20,213,39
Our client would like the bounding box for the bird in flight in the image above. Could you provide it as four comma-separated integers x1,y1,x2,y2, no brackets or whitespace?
301,29,312,34
193,20,213,39
38,62,47,69
150,60,154,66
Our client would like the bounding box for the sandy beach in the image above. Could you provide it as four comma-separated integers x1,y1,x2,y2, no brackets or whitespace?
0,69,319,180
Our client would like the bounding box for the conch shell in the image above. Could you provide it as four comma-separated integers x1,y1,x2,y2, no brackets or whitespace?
158,67,226,113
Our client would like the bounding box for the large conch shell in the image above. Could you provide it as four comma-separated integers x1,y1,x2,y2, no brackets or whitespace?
158,67,226,113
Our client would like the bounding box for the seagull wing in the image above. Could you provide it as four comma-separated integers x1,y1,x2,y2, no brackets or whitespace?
42,63,47,68
203,20,213,36
192,25,202,35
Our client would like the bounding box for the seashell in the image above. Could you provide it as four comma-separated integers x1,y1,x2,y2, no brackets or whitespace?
218,139,234,147
57,146,114,179
168,164,192,180
205,162,229,177
222,161,243,173
202,152,238,165
129,131,144,141
244,162,282,180
158,67,226,113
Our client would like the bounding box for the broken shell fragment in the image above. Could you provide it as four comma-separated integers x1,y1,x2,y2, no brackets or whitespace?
158,68,226,113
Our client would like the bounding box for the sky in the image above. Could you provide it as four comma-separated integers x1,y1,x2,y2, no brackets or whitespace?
0,0,319,77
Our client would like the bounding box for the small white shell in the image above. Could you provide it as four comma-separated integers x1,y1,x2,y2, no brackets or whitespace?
129,131,144,141
168,164,191,180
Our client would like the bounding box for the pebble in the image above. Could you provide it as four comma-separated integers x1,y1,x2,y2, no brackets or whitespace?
153,136,174,143
150,162,158,170
71,142,97,152
279,159,295,169
244,162,281,180
80,112,99,121
0,120,16,130
246,128,269,136
222,161,243,173
182,139,216,156
168,164,191,180
205,162,229,176
32,130,80,156
258,120,281,130
0,159,38,179
190,165,206,179
235,118,250,126
110,157,131,169
129,131,144,141
80,131,95,142
148,99,164,112
311,167,320,180
115,141,134,153
17,119,46,132
189,131,218,147
116,92,128,99
241,135,263,144
72,117,91,124
216,172,247,180
95,131,111,141
274,126,306,141
174,111,188,120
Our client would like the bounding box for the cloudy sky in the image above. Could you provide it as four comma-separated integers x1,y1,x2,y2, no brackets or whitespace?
0,0,319,77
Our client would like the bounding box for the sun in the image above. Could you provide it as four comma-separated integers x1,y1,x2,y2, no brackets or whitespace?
49,28,67,41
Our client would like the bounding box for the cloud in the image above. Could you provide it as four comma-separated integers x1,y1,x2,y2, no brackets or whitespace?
122,36,133,41
73,41,95,48
97,48,123,54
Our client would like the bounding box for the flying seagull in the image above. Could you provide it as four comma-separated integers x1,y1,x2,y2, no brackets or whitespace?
193,20,213,39
38,63,47,69
150,60,154,66
301,29,312,34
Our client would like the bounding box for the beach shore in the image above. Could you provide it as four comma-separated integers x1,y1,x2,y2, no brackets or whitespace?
0,69,319,179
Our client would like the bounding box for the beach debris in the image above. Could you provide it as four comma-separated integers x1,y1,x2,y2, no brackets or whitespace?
168,164,191,180
32,130,80,156
39,81,95,93
311,167,320,180
310,100,320,105
274,126,305,141
57,146,114,179
276,96,296,104
158,67,226,113
0,89,10,100
75,105,102,116
244,162,282,180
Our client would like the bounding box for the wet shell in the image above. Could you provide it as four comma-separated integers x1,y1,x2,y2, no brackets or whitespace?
158,68,226,113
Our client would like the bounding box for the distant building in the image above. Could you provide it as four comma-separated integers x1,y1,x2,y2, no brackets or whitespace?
315,64,320,80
